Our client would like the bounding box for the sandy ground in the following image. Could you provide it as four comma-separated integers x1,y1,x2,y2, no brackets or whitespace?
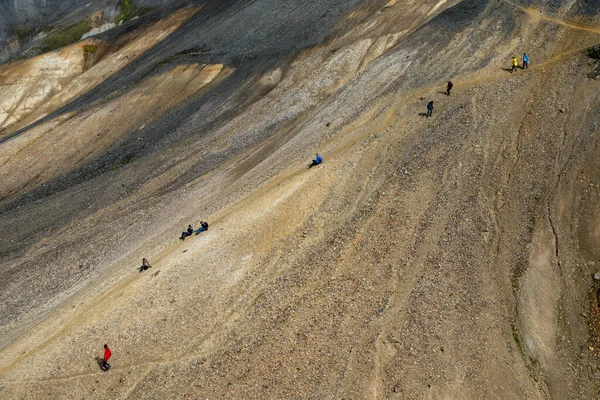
1,0,600,398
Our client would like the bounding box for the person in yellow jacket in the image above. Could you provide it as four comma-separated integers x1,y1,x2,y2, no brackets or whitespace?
511,56,518,72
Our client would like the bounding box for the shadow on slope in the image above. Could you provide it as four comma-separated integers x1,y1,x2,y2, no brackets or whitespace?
0,0,389,351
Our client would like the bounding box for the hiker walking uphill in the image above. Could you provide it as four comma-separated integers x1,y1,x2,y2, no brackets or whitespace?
446,80,453,95
309,154,323,168
180,225,194,240
101,344,112,371
522,53,529,69
511,56,518,72
426,101,434,117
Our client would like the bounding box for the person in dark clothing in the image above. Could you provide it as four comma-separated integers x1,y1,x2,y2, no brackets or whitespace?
196,221,209,234
446,81,453,95
180,225,194,240
309,154,323,169
426,101,434,117
101,344,112,371
139,258,151,272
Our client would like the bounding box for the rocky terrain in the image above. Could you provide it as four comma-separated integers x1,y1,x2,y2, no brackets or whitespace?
1,0,600,398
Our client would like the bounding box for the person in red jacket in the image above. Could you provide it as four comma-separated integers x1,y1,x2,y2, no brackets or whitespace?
102,344,112,371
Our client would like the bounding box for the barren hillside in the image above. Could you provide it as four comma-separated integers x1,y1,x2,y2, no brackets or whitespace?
1,0,600,398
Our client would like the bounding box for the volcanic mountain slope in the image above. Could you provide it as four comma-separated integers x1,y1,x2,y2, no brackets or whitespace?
1,0,600,398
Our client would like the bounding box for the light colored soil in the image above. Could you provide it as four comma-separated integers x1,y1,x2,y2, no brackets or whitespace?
2,0,600,398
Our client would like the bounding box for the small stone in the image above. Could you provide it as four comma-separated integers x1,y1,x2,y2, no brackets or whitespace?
593,272,600,281
559,108,565,113
589,346,595,351
393,385,402,393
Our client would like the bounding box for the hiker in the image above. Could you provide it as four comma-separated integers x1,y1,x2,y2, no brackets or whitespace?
309,154,323,169
511,57,518,72
139,258,151,272
101,344,112,371
180,225,194,240
446,80,453,95
522,53,529,69
196,221,209,234
426,101,434,117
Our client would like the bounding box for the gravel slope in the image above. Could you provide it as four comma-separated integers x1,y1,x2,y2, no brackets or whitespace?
1,0,600,398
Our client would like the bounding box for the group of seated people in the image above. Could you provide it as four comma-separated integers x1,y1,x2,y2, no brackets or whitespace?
142,154,321,272
140,221,210,271
180,221,209,240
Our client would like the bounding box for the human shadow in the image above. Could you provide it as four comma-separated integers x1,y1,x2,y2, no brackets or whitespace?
418,112,429,117
95,356,107,371
501,67,514,73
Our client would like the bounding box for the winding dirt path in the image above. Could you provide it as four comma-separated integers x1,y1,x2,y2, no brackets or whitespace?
2,0,600,395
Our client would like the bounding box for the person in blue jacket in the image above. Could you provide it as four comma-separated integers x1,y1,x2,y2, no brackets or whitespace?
309,154,323,168
426,101,434,117
522,53,529,69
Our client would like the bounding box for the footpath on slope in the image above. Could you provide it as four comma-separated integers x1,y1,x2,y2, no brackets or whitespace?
2,0,600,388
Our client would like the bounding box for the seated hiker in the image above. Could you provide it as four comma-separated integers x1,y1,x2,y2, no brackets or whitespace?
196,221,209,234
139,258,151,272
180,224,194,240
309,154,323,168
